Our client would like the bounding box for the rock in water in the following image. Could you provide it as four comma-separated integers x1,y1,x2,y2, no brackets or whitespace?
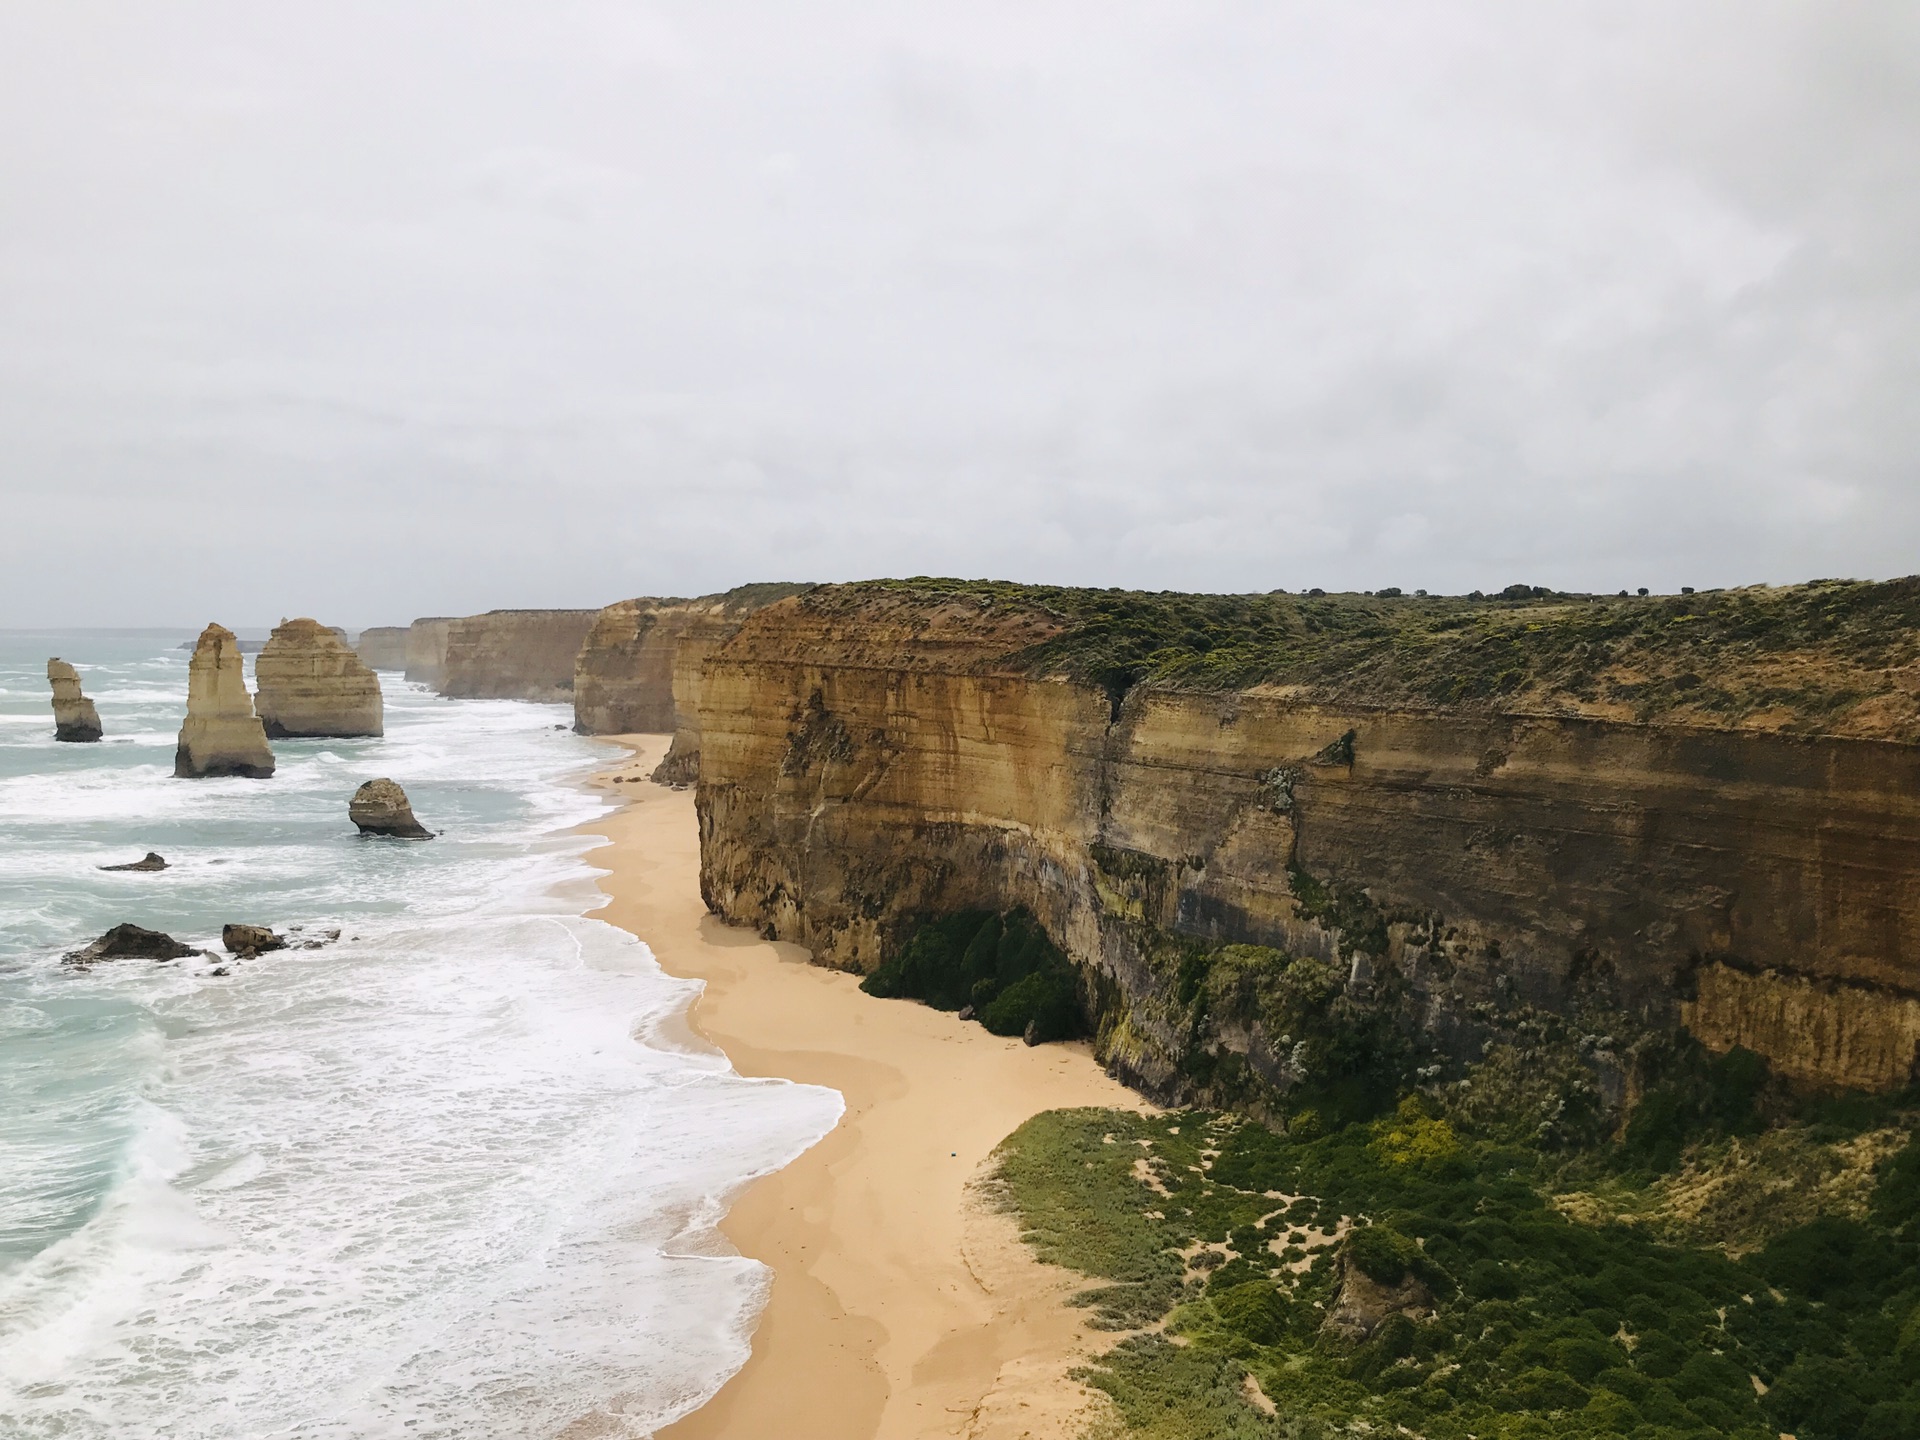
254,618,384,738
47,658,103,742
64,923,198,965
174,624,276,778
349,778,433,838
100,852,169,872
222,922,286,956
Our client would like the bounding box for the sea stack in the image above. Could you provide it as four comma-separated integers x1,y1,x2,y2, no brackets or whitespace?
349,778,433,838
174,624,276,779
254,618,384,738
47,659,103,742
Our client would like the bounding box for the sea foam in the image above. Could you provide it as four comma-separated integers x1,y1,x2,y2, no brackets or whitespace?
0,632,840,1438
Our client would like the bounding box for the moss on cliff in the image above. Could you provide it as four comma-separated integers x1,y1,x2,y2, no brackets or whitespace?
859,909,1084,1041
990,1101,1920,1440
808,574,1920,739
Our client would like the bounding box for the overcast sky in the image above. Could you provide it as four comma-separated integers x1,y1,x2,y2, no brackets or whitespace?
2,2,1915,628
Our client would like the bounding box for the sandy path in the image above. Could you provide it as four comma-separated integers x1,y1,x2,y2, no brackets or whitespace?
582,737,1144,1440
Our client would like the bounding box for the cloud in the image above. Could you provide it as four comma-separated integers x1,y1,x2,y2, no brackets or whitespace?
0,1,1913,625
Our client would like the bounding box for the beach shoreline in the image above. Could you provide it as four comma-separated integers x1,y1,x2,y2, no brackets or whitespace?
580,736,1147,1440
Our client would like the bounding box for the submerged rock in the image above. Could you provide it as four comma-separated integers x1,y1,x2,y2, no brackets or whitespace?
174,624,276,779
222,923,286,956
349,778,433,838
47,659,103,742
64,923,198,966
254,618,384,738
100,852,169,872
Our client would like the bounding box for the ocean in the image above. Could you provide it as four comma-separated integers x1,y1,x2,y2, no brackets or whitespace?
0,631,841,1438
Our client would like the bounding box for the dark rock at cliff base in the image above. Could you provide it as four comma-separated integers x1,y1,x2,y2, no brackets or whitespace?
349,778,433,838
100,852,169,872
222,923,286,956
64,923,198,966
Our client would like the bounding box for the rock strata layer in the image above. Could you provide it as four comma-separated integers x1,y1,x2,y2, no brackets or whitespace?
440,609,597,701
254,618,384,737
100,852,168,872
349,778,433,838
47,659,103,742
175,624,275,778
64,923,197,965
693,582,1920,1099
354,626,410,670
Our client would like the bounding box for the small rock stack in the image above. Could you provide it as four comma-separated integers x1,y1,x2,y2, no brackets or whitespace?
47,659,103,742
174,624,276,778
349,778,433,838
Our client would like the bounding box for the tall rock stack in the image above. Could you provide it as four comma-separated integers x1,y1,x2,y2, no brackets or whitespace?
254,619,384,738
174,624,276,778
46,659,103,742
355,626,410,670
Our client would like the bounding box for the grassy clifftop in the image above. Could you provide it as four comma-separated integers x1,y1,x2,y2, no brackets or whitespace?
803,576,1920,740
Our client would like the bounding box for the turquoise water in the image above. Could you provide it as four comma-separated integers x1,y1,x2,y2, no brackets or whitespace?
0,632,840,1438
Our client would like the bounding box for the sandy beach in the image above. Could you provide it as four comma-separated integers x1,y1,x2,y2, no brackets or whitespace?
583,737,1147,1440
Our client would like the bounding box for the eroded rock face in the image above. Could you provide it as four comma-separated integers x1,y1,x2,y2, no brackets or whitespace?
254,618,384,738
100,852,168,872
404,617,455,688
1322,1261,1435,1341
349,778,433,838
692,585,1920,1098
174,624,275,779
355,626,410,670
64,923,198,965
440,610,597,701
47,659,103,742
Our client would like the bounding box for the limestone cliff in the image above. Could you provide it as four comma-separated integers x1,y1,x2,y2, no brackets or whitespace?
254,619,384,738
175,623,275,778
403,618,455,688
572,584,813,771
694,580,1920,1099
438,610,596,702
355,626,410,671
47,659,103,742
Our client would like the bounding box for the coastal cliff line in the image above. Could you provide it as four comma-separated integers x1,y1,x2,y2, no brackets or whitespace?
439,609,596,702
685,578,1920,1105
572,583,813,780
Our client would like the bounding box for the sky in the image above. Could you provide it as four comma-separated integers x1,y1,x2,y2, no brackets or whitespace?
1,2,1916,628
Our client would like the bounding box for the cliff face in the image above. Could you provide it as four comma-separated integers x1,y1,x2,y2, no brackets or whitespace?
573,584,814,774
175,623,275,778
695,585,1920,1097
47,658,103,742
403,618,454,688
355,626,410,671
440,610,597,701
254,619,383,738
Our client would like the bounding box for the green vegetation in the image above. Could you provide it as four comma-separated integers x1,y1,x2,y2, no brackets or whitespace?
818,575,1920,738
860,909,1084,1041
989,1097,1920,1440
